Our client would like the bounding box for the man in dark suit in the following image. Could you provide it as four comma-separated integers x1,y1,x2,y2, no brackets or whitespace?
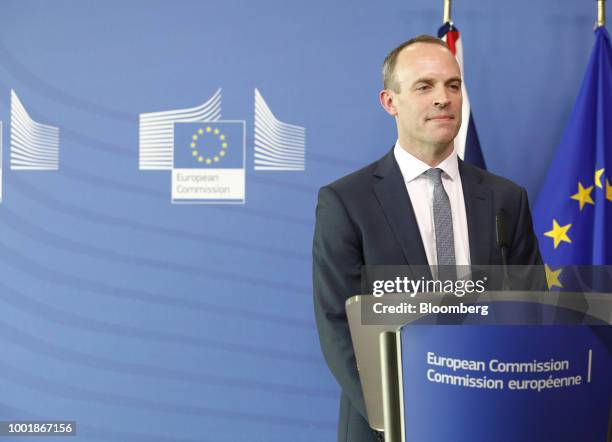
312,35,542,442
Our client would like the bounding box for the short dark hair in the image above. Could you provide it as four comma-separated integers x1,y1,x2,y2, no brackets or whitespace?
382,35,449,92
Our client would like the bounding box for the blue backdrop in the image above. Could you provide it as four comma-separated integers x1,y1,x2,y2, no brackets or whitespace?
0,1,601,441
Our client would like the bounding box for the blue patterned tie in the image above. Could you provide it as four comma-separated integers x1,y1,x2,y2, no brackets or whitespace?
424,168,456,269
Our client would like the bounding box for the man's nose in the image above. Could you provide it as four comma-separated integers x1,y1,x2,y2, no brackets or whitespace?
433,86,450,108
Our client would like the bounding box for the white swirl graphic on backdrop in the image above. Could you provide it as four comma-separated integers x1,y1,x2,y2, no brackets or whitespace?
254,88,305,171
138,89,222,170
10,90,60,170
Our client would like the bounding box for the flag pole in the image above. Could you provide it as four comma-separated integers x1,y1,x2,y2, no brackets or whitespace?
597,0,606,27
443,0,452,25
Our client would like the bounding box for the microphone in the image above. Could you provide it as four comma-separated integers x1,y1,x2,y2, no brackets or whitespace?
496,209,509,266
496,209,510,290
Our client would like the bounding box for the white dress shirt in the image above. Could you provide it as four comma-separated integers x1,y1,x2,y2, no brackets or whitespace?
393,142,471,266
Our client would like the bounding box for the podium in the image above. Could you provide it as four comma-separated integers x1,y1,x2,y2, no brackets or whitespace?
346,291,612,442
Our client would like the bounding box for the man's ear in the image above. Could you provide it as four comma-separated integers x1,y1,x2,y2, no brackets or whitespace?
379,89,398,116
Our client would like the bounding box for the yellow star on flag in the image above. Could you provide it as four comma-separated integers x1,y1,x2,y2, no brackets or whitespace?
570,182,594,210
607,179,612,202
544,219,572,249
544,264,563,289
595,168,605,188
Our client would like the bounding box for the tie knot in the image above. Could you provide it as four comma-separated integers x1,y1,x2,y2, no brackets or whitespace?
423,168,443,184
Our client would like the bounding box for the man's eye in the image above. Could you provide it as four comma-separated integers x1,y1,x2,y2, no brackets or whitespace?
416,85,429,91
449,83,461,91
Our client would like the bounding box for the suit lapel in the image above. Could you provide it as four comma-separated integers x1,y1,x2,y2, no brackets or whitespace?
372,151,429,267
459,160,493,265
372,152,493,268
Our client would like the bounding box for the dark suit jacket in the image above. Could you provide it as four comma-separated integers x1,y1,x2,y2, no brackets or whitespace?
312,149,542,442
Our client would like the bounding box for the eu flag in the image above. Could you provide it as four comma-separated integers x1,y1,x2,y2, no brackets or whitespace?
533,27,612,286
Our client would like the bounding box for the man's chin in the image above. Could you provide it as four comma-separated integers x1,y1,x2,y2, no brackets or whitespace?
429,128,460,145
428,134,457,148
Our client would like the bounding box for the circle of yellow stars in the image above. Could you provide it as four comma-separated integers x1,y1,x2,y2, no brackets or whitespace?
190,126,229,165
542,167,612,289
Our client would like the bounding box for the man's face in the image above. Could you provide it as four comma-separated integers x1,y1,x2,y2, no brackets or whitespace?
387,43,463,151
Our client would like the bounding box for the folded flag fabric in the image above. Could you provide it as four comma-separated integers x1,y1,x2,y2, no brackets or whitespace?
438,23,486,169
533,27,612,288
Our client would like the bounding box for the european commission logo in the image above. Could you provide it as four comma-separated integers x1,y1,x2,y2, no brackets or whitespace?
138,89,246,204
139,88,305,204
0,87,301,205
172,121,245,203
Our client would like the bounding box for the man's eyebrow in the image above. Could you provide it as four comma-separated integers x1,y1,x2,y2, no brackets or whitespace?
410,77,435,87
409,76,463,87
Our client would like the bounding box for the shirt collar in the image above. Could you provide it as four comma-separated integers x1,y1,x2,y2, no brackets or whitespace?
393,141,459,182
